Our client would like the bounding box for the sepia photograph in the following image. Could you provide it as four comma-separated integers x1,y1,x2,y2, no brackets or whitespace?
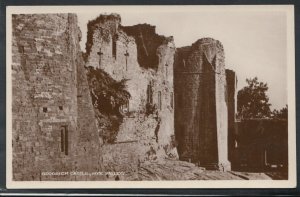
6,5,296,188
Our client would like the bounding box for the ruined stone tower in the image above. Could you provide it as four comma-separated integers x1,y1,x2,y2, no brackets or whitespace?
174,38,232,171
84,14,177,169
12,13,238,181
12,14,102,181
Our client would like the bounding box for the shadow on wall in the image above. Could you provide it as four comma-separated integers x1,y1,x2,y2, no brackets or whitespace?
120,24,170,70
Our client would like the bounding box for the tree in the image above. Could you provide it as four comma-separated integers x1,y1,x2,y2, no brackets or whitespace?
272,105,288,119
237,77,271,119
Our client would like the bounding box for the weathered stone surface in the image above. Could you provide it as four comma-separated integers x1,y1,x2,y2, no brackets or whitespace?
84,14,177,163
174,38,231,171
121,24,172,70
12,14,102,181
226,69,237,163
12,13,285,181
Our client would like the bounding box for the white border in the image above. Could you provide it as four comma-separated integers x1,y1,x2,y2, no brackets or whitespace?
6,5,296,189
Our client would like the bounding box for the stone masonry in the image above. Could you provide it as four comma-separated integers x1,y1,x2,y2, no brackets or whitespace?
12,14,103,181
12,13,238,181
85,14,177,162
174,38,232,171
226,69,237,163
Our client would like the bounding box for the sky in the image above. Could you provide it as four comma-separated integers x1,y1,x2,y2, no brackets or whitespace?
76,6,289,110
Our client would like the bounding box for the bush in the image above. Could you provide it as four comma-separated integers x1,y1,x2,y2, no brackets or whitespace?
86,67,131,143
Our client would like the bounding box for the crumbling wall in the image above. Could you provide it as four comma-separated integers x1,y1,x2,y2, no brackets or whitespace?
85,14,144,112
12,13,239,181
121,24,168,70
174,38,231,171
12,14,102,181
84,14,177,165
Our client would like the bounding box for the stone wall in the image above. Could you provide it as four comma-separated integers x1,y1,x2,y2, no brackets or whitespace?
12,13,238,181
174,38,231,171
121,24,169,70
12,14,102,181
84,14,177,162
226,69,237,162
233,119,288,171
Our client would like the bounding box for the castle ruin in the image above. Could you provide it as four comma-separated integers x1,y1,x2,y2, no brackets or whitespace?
174,38,236,171
11,13,237,180
84,15,177,173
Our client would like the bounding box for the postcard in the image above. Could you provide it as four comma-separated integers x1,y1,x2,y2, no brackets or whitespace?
6,5,296,188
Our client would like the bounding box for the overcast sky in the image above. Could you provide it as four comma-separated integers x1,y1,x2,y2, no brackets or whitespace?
76,6,289,110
